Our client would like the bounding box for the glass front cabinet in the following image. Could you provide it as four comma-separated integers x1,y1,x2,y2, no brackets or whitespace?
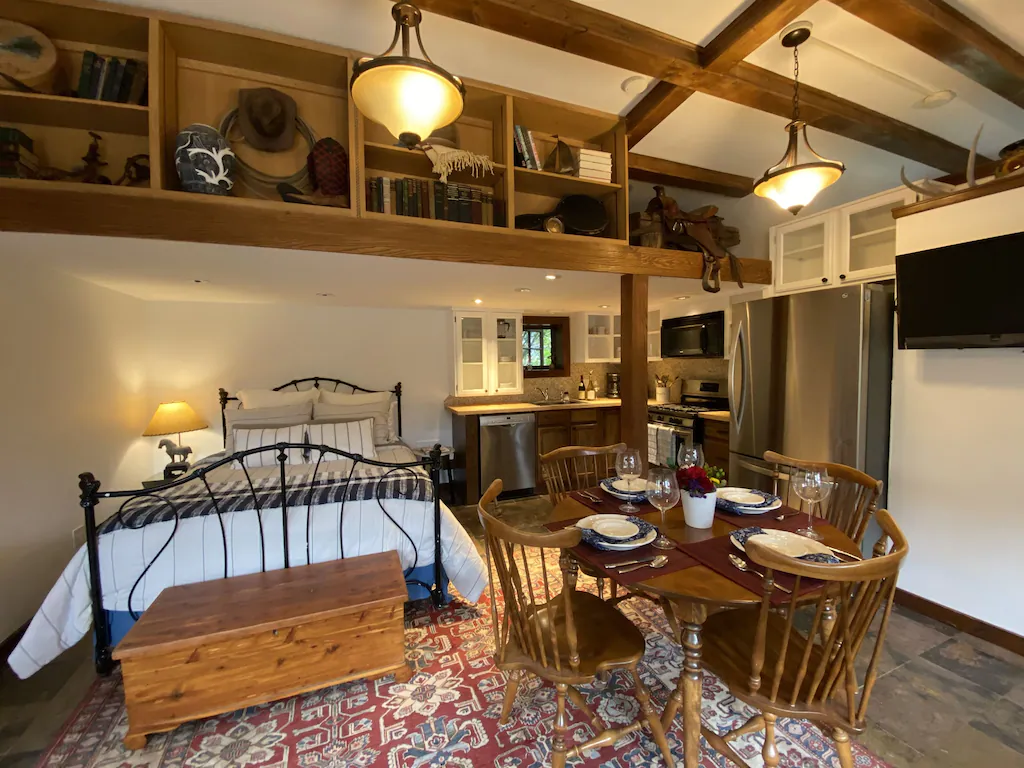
453,311,523,396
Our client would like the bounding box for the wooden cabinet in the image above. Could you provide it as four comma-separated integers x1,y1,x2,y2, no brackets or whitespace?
701,418,730,473
570,409,601,447
453,311,523,396
537,411,572,455
603,407,621,444
770,187,915,295
571,310,661,363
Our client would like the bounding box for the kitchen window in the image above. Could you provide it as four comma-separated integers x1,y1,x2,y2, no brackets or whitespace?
522,316,570,378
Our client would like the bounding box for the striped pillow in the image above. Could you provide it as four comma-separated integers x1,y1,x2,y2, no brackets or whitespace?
306,419,377,460
231,425,306,467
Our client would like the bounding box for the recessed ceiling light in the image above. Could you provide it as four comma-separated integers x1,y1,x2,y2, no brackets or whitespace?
474,298,483,304
316,292,334,297
621,75,650,95
599,304,610,309
914,89,957,109
193,279,209,284
515,288,531,293
544,274,559,281
675,296,689,300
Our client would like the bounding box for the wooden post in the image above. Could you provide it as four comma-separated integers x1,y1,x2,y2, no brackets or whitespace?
620,274,649,471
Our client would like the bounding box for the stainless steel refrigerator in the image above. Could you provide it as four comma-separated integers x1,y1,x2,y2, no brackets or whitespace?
728,283,894,502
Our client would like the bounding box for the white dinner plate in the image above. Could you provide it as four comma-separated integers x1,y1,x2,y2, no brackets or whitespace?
731,529,834,559
718,488,770,506
594,529,657,550
612,478,647,493
575,514,623,530
731,499,783,514
591,518,640,540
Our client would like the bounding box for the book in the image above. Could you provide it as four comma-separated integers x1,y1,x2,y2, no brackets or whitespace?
367,177,379,212
494,197,507,227
410,179,419,217
0,162,36,179
0,127,33,152
578,169,612,182
428,180,436,219
458,185,472,223
513,125,530,169
104,58,125,102
578,156,613,169
471,187,483,225
421,179,429,218
128,61,148,105
482,191,492,226
90,55,107,99
526,131,541,172
77,51,96,99
382,177,391,214
117,59,138,103
446,183,459,222
578,148,612,160
389,178,397,214
1,144,39,171
434,181,446,221
99,58,118,101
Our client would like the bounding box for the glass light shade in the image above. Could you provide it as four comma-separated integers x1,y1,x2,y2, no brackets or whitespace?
142,402,208,437
351,60,464,147
754,121,844,214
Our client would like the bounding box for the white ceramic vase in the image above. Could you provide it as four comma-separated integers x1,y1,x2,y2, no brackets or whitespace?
682,489,717,529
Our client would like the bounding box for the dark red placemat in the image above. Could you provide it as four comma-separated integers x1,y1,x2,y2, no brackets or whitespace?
545,515,697,586
715,503,824,529
571,488,659,516
677,525,826,605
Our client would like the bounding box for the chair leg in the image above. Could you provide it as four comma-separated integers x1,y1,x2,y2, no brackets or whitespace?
723,714,764,741
551,682,569,768
833,727,854,768
499,670,523,725
597,576,605,599
630,664,675,767
566,685,601,729
610,581,618,600
761,713,780,767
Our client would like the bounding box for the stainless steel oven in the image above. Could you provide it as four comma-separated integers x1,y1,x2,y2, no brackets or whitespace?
661,311,725,358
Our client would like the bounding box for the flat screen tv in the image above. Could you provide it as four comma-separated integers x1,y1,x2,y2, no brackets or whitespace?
896,231,1024,349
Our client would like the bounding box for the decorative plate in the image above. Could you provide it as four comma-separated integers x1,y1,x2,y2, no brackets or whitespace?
718,487,775,507
591,529,658,551
579,515,655,551
591,518,640,540
716,488,782,515
599,477,647,501
729,527,840,563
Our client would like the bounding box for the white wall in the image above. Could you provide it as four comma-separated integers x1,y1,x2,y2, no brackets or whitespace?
140,301,454,468
0,260,151,639
890,185,1024,636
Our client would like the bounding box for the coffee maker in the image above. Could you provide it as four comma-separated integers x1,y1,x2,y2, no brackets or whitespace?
606,372,620,398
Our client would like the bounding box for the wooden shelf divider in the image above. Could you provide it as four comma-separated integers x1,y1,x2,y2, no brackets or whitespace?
513,166,620,198
0,91,149,136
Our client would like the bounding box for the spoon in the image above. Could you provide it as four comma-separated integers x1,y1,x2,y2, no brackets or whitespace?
728,554,792,593
775,510,801,521
618,555,669,574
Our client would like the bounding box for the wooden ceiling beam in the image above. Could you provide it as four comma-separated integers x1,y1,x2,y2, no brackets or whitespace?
624,82,695,148
833,0,1024,110
700,0,819,73
414,0,984,173
628,153,754,198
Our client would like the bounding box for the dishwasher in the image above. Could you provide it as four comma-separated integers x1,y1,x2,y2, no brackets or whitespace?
479,413,537,493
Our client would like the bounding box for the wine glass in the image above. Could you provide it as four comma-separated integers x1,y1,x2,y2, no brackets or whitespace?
677,443,703,470
647,468,680,550
792,468,834,540
615,448,643,513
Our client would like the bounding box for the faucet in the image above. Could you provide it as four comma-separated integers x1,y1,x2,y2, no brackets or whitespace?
539,387,549,402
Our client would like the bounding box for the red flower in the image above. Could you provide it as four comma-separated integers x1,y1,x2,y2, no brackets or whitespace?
677,465,715,497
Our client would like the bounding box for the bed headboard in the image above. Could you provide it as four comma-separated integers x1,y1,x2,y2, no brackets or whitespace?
218,377,402,444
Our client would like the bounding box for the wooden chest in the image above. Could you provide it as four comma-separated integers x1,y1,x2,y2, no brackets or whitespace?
112,552,409,749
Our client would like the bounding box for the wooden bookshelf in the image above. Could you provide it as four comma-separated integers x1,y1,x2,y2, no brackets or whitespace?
0,0,767,285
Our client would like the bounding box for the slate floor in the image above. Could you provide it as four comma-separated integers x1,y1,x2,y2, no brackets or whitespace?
1,495,1021,768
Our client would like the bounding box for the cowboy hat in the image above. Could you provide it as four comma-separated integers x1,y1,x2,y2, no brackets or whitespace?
237,88,296,152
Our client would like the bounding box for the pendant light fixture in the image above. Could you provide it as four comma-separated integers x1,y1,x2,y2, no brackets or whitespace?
754,22,845,215
350,2,466,148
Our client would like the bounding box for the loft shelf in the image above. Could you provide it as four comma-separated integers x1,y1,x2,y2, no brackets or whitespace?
362,209,501,232
0,91,149,136
514,166,620,198
363,142,506,188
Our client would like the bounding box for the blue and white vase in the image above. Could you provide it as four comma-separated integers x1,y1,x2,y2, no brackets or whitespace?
174,124,236,195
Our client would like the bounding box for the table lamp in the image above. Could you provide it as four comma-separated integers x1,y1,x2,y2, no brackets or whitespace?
143,402,209,479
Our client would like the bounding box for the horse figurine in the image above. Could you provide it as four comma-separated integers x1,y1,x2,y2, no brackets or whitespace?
157,438,192,463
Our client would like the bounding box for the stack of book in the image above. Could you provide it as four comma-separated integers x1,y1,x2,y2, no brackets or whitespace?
365,176,505,226
76,52,148,104
512,125,543,170
0,127,38,179
577,148,612,182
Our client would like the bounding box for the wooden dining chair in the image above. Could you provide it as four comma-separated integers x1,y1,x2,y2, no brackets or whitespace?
478,479,675,768
697,508,909,768
763,451,883,546
539,443,625,599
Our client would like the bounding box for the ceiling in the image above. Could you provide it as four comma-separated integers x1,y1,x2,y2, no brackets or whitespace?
1,232,751,310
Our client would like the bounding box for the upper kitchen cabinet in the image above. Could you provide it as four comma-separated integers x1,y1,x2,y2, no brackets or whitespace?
770,187,915,295
453,311,523,396
570,309,660,362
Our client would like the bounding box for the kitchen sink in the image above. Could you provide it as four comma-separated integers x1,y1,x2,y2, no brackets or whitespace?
530,399,573,406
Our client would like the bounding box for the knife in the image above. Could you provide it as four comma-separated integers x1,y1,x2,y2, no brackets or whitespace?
607,556,658,568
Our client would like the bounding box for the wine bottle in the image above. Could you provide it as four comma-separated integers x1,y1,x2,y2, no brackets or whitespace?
577,375,586,400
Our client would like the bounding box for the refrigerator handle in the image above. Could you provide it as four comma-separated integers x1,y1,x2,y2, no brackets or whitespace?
729,318,747,437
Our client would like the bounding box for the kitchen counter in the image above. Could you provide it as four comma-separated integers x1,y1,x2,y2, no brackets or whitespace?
447,398,622,416
699,411,730,423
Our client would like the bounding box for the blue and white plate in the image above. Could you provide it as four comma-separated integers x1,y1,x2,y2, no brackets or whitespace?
599,476,647,502
579,515,657,551
716,488,782,515
729,526,840,564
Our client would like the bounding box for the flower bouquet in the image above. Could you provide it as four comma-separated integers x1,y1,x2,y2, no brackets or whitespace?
676,465,717,528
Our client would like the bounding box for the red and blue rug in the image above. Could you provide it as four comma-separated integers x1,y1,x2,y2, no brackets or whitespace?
38,566,892,767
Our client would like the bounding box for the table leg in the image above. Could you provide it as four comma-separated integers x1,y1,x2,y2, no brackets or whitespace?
662,602,707,768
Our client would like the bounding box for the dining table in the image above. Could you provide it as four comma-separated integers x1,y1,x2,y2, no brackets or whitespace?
547,492,861,768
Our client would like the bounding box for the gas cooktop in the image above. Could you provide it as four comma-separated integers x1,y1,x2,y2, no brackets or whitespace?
649,403,715,415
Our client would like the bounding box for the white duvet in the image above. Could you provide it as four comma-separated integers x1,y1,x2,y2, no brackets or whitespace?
8,445,486,679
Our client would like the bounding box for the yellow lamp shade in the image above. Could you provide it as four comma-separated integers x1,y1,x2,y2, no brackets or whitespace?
754,121,845,214
351,61,464,147
142,402,208,437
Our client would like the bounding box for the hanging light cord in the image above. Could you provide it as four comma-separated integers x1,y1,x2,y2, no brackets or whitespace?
792,46,801,122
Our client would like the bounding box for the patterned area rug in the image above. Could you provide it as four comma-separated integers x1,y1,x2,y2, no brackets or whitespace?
38,564,892,767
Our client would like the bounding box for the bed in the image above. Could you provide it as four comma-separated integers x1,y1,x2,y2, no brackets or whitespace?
8,377,487,679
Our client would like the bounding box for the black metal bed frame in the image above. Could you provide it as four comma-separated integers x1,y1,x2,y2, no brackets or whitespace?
80,378,441,676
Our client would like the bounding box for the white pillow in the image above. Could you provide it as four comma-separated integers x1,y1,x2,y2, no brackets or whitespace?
231,425,306,467
236,388,319,409
224,403,313,453
306,419,377,460
314,390,396,443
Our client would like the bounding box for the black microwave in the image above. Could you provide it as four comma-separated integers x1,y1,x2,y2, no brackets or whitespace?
661,311,725,358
